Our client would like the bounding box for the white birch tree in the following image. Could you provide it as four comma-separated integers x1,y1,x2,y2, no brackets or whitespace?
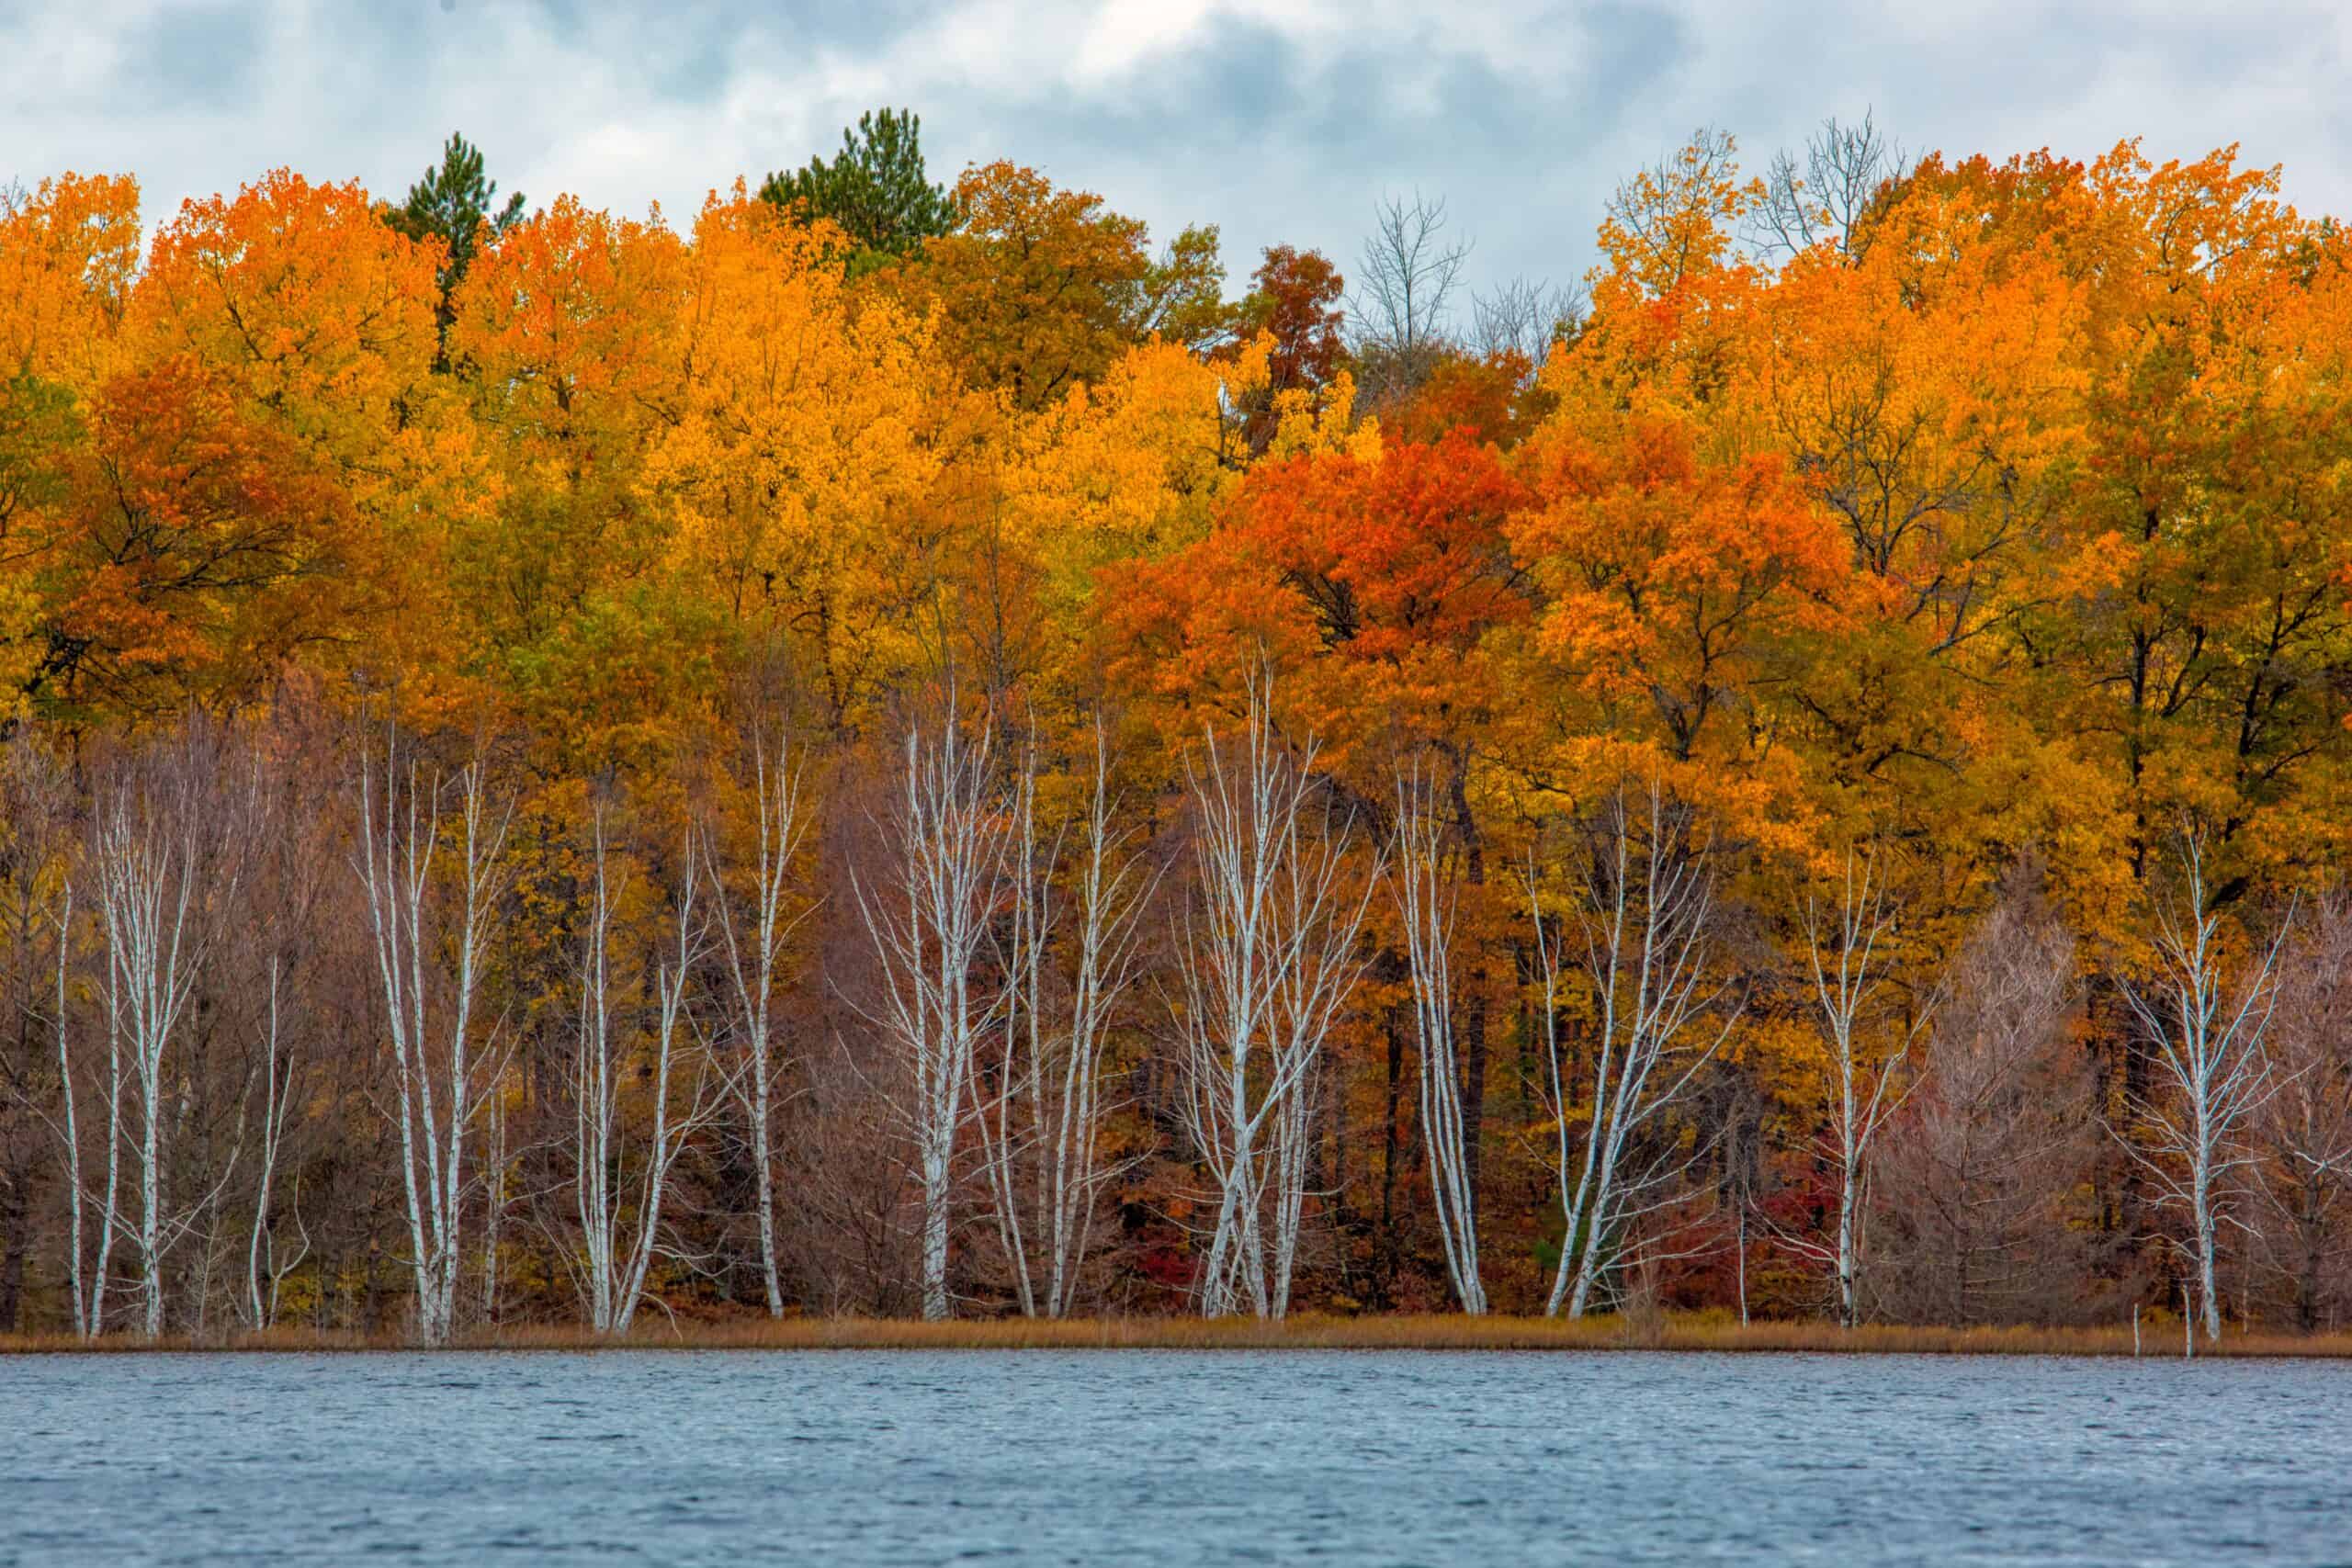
1529,784,1734,1319
355,733,514,1346
975,727,1151,1317
241,960,304,1331
2117,829,2291,1342
700,723,808,1319
1174,689,1374,1319
87,744,252,1339
49,882,125,1342
851,698,1006,1321
1795,848,1937,1328
1393,761,1486,1314
567,811,715,1334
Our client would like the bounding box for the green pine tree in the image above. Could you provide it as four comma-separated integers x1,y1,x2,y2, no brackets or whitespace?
381,131,527,367
759,108,958,274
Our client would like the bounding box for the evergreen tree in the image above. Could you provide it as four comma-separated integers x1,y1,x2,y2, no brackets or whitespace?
760,108,958,272
382,131,527,367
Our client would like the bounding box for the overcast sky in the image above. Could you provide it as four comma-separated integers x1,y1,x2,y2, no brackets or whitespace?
7,1,2351,304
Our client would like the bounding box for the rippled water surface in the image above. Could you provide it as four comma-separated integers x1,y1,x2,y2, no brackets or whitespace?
4,1349,2347,1564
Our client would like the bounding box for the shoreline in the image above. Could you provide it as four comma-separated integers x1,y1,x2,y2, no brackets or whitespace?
7,1314,2350,1358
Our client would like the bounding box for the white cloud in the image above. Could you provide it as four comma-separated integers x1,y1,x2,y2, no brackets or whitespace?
6,0,2349,310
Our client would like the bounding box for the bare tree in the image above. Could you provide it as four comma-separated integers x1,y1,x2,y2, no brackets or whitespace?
229,712,339,1336
1871,874,2106,1325
1529,784,1735,1319
565,809,715,1334
240,961,303,1331
976,726,1151,1317
1753,110,1908,262
1175,686,1374,1318
1392,761,1485,1314
1788,848,1937,1327
1351,190,1469,401
2116,830,2291,1342
87,728,256,1337
1468,276,1581,372
850,695,1006,1321
2251,887,2352,1330
699,719,809,1318
0,739,82,1334
354,728,514,1346
1261,807,1371,1322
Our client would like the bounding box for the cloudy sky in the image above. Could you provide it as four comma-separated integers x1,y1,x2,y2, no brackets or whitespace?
7,1,2351,300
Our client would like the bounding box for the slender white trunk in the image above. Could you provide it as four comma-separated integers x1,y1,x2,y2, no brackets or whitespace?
616,870,707,1334
1266,1052,1316,1320
91,773,234,1339
2117,829,2289,1348
852,698,1003,1322
1175,685,1372,1320
481,1091,504,1325
574,812,621,1332
704,728,807,1319
1046,749,1143,1315
52,886,91,1338
1394,765,1485,1314
90,956,123,1337
1836,1144,1858,1328
1800,848,1930,1330
243,962,293,1331
1528,784,1730,1319
356,735,511,1347
975,730,1150,1317
571,814,712,1335
974,759,1040,1318
1736,1201,1749,1326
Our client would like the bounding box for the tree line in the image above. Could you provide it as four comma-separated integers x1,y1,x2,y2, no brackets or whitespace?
0,111,2347,1341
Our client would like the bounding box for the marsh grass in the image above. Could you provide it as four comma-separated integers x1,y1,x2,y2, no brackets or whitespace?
6,1313,2350,1357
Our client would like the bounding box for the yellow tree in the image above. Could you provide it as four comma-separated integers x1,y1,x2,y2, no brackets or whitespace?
1729,147,2107,939
1949,145,2352,897
0,175,142,717
14,172,448,724
133,171,442,483
447,193,694,757
988,335,1269,714
644,187,957,734
924,162,1228,412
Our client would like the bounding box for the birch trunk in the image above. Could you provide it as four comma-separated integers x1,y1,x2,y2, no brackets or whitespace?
851,698,1004,1322
703,727,807,1319
975,728,1149,1317
89,761,245,1339
356,735,512,1347
1175,685,1373,1319
1528,784,1731,1319
243,961,297,1331
1393,763,1485,1314
2116,829,2290,1345
569,813,714,1334
50,886,82,1337
1801,849,1935,1330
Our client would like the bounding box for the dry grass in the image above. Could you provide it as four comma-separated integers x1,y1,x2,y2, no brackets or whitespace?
6,1313,2351,1357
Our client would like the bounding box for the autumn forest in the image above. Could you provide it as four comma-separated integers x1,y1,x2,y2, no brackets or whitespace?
3,110,2349,1345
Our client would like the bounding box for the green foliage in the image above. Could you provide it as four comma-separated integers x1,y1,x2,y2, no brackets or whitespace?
381,131,528,363
1125,223,1236,348
759,107,959,276
0,372,76,533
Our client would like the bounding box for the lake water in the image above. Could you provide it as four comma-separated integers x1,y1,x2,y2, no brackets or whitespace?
2,1349,2346,1564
